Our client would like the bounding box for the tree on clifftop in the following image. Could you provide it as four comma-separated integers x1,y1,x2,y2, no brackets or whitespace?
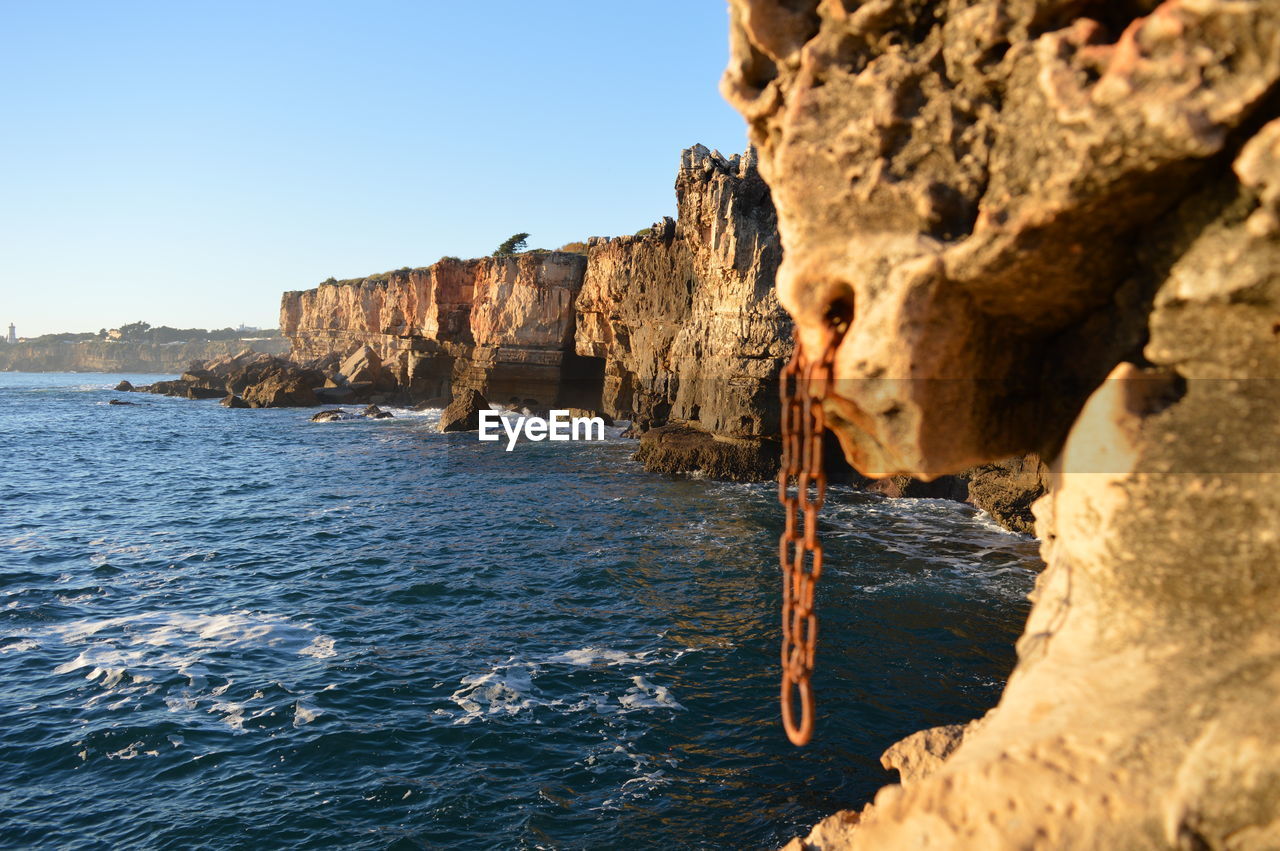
493,232,530,256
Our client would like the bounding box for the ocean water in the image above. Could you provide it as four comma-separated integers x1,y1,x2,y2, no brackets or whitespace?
0,373,1041,849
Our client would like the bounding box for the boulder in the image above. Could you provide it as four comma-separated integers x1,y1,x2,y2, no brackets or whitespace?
338,345,393,389
114,380,134,392
310,409,351,422
145,380,188,396
185,386,224,400
881,721,984,788
220,395,250,409
634,422,778,481
439,388,490,432
241,373,318,408
362,405,393,419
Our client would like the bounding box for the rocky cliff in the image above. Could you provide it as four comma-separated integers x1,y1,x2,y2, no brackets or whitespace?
0,337,289,373
722,0,1280,847
280,253,592,408
576,145,792,477
271,146,1048,524
275,148,791,476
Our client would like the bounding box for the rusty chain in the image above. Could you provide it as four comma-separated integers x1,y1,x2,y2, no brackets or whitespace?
777,329,837,746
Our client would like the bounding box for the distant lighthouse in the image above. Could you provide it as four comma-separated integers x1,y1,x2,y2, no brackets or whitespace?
6,323,14,344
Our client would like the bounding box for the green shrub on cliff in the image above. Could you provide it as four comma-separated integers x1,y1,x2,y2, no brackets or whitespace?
493,232,530,256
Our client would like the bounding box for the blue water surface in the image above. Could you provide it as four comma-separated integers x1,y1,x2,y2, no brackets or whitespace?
0,373,1040,849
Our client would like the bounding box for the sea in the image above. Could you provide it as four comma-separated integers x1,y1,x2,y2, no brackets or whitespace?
0,373,1041,849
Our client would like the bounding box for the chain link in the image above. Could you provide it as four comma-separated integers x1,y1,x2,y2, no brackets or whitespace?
778,329,837,746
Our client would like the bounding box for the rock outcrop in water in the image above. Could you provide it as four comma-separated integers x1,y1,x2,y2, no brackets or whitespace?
130,350,324,408
722,0,1280,846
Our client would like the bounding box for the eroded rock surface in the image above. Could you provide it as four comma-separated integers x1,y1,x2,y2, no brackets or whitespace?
723,1,1280,847
575,145,793,477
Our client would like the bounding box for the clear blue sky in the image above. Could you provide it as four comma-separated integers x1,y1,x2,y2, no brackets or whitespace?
0,2,749,337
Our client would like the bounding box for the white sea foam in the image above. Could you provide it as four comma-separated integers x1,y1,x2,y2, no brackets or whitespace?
30,610,336,733
293,702,322,727
545,647,655,667
300,636,336,659
106,741,159,760
450,648,691,724
450,659,540,724
0,638,38,654
618,676,684,712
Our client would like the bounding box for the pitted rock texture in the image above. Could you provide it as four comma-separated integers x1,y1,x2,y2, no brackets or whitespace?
724,0,1280,479
723,1,1280,848
575,145,793,477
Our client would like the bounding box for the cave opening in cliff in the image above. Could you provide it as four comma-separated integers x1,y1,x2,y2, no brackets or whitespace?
554,351,607,412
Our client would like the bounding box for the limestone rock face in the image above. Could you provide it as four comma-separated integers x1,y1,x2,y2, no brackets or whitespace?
280,253,589,408
574,145,792,478
724,1,1280,848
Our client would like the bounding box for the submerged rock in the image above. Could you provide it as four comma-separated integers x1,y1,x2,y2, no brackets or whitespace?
107,399,137,406
362,405,393,419
310,409,351,422
114,380,134,392
138,352,325,409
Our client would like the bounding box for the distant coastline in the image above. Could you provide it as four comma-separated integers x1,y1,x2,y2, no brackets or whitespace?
0,336,289,373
